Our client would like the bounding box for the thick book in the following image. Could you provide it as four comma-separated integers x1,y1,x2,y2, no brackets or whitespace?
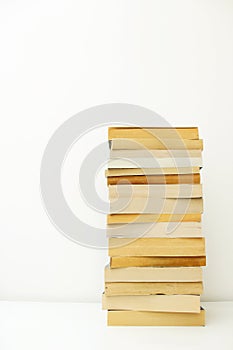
109,184,202,199
109,197,203,214
104,265,202,282
108,237,206,257
110,256,206,268
110,149,202,159
102,294,201,313
108,157,202,168
107,213,201,224
107,309,205,326
108,127,199,140
107,222,202,238
107,174,200,185
110,138,203,150
105,282,203,296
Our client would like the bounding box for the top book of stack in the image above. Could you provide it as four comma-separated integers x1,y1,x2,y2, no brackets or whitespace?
108,127,203,150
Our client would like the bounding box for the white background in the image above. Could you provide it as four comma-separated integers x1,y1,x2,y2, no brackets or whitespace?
0,0,233,303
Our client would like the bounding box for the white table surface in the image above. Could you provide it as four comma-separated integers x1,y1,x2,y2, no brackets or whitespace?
0,301,232,350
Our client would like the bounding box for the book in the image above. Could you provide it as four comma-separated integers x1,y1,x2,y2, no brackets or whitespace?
102,294,201,313
108,127,199,140
105,282,203,296
110,256,206,268
110,149,202,158
107,174,200,185
106,167,200,176
107,309,205,326
109,184,202,199
110,138,203,150
109,197,203,214
108,238,205,257
108,157,202,168
107,222,202,238
107,213,202,224
105,265,202,282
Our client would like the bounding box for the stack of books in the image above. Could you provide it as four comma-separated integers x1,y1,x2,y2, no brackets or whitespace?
102,127,206,326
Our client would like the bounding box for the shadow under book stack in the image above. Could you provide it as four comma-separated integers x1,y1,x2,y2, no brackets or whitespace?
102,127,206,326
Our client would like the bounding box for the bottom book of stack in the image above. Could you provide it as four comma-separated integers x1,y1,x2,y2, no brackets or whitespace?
107,309,205,326
103,265,205,326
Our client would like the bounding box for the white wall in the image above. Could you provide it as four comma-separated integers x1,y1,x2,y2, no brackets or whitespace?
0,0,233,302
